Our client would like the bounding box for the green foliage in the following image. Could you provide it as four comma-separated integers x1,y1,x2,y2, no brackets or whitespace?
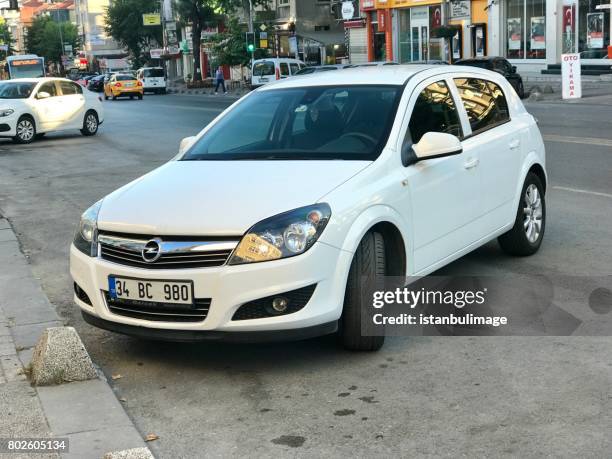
0,22,15,59
25,16,79,65
104,0,163,69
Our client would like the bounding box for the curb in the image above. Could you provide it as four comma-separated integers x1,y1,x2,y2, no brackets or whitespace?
166,87,243,100
0,216,153,459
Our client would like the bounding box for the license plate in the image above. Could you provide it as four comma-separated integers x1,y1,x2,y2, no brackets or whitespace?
260,78,268,82
125,82,134,87
109,277,193,304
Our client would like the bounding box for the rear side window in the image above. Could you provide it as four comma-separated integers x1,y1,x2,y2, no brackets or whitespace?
408,81,463,144
253,61,274,76
279,63,290,77
60,81,82,95
453,78,509,135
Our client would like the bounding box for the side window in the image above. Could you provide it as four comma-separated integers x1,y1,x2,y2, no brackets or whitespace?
408,80,463,144
453,78,509,135
289,63,299,75
279,62,290,77
59,81,82,95
38,82,57,97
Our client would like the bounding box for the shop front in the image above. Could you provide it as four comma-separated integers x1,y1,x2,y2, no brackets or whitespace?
394,0,446,63
561,0,610,60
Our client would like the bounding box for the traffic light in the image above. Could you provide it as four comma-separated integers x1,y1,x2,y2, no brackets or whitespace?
245,32,255,52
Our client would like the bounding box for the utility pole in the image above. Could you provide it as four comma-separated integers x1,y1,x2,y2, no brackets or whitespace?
248,0,254,67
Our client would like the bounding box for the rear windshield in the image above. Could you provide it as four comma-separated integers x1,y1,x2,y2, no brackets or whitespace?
253,61,275,76
116,74,134,81
144,68,164,78
182,85,402,161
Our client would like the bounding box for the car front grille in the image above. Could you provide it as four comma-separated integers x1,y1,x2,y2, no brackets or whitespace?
98,232,238,270
104,291,211,322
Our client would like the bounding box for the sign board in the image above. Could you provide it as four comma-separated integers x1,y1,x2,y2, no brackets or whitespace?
150,48,163,59
342,1,355,20
64,44,73,53
450,1,470,20
561,53,581,99
142,13,161,26
0,44,8,52
167,45,180,55
289,36,298,54
166,20,176,31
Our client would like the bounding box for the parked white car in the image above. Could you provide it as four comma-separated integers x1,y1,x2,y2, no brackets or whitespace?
0,78,104,144
251,58,305,88
70,65,546,351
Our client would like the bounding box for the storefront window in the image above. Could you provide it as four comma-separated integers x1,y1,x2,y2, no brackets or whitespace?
505,0,546,59
396,5,446,63
578,0,610,58
398,9,412,63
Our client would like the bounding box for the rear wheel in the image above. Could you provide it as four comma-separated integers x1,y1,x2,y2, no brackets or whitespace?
339,231,386,351
137,94,143,100
516,80,525,99
80,111,99,136
498,172,546,256
129,95,134,100
13,116,36,144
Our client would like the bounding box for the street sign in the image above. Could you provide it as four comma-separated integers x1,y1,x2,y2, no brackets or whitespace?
0,45,8,52
150,48,163,59
341,1,355,20
259,24,267,32
142,14,161,26
64,44,73,53
561,53,582,99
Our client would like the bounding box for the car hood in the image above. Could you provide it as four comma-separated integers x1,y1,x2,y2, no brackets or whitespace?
0,99,27,110
97,160,370,236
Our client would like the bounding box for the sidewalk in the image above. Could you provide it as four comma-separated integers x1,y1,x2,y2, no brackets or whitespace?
0,216,152,459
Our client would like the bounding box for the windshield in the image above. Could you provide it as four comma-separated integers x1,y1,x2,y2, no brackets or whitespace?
144,68,164,78
182,85,402,161
8,60,45,78
0,82,36,99
253,61,274,77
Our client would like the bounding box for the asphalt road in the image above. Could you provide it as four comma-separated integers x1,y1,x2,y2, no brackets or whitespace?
1,92,611,457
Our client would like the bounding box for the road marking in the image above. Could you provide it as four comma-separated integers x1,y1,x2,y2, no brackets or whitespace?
543,134,612,148
553,186,612,199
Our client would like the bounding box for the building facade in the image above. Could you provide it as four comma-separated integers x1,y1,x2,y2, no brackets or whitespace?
349,0,611,71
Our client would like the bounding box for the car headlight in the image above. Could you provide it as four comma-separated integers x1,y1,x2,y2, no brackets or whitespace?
228,204,331,265
0,109,14,117
73,200,103,257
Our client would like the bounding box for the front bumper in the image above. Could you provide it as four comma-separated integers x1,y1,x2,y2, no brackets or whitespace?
70,240,353,337
0,115,17,137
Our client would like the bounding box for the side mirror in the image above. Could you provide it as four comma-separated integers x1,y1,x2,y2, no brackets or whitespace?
36,91,51,100
179,136,196,154
402,132,462,167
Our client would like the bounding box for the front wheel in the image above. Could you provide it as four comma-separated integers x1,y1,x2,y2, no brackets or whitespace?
13,116,36,144
498,172,546,256
339,231,386,351
80,111,99,136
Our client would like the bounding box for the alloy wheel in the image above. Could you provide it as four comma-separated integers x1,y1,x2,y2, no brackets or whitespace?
523,184,542,243
86,113,97,133
16,119,34,142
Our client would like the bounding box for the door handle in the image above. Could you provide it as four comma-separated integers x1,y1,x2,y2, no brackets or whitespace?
509,139,521,150
464,158,479,169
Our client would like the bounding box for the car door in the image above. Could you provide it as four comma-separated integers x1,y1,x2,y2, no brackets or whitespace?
57,80,86,128
32,81,62,131
399,77,482,274
451,76,522,235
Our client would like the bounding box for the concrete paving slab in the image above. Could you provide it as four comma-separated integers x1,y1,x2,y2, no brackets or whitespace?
0,274,61,326
0,218,10,230
63,427,150,459
36,379,144,435
0,228,17,242
11,321,64,350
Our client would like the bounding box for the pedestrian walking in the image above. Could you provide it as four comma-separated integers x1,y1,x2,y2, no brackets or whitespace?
215,66,227,94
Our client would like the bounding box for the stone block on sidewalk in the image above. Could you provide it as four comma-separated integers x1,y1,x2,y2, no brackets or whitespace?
103,447,154,459
30,327,97,386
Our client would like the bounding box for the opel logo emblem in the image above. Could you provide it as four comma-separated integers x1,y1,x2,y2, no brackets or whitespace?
142,239,162,262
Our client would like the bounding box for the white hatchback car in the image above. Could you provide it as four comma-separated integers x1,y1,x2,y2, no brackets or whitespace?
0,78,104,144
70,65,546,351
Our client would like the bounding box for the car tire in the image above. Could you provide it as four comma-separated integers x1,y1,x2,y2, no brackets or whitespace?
104,93,108,100
129,95,134,100
498,172,546,256
80,111,99,136
13,116,36,144
138,94,143,100
112,94,117,100
516,80,525,99
35,133,45,140
339,231,386,351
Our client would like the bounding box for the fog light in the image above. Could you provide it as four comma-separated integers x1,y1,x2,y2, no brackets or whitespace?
271,297,289,313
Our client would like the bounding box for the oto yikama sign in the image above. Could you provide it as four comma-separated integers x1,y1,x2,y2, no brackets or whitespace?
561,54,581,99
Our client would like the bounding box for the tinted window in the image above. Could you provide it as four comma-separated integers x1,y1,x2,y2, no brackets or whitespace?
0,82,36,99
408,81,463,144
253,61,274,76
38,82,57,97
296,67,316,75
144,68,164,78
453,78,509,135
279,63,289,77
457,60,490,69
289,63,300,75
116,74,135,81
182,85,402,161
60,81,82,95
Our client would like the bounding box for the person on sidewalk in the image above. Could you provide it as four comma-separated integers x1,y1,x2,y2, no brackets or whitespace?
215,66,227,95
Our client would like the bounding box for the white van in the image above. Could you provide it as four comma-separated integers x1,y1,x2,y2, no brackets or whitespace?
136,67,166,94
251,58,305,88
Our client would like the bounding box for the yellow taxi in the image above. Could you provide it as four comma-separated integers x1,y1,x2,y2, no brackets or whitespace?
104,73,143,100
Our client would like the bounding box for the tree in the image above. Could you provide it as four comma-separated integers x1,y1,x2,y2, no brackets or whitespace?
104,0,163,69
25,16,79,72
0,22,15,60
